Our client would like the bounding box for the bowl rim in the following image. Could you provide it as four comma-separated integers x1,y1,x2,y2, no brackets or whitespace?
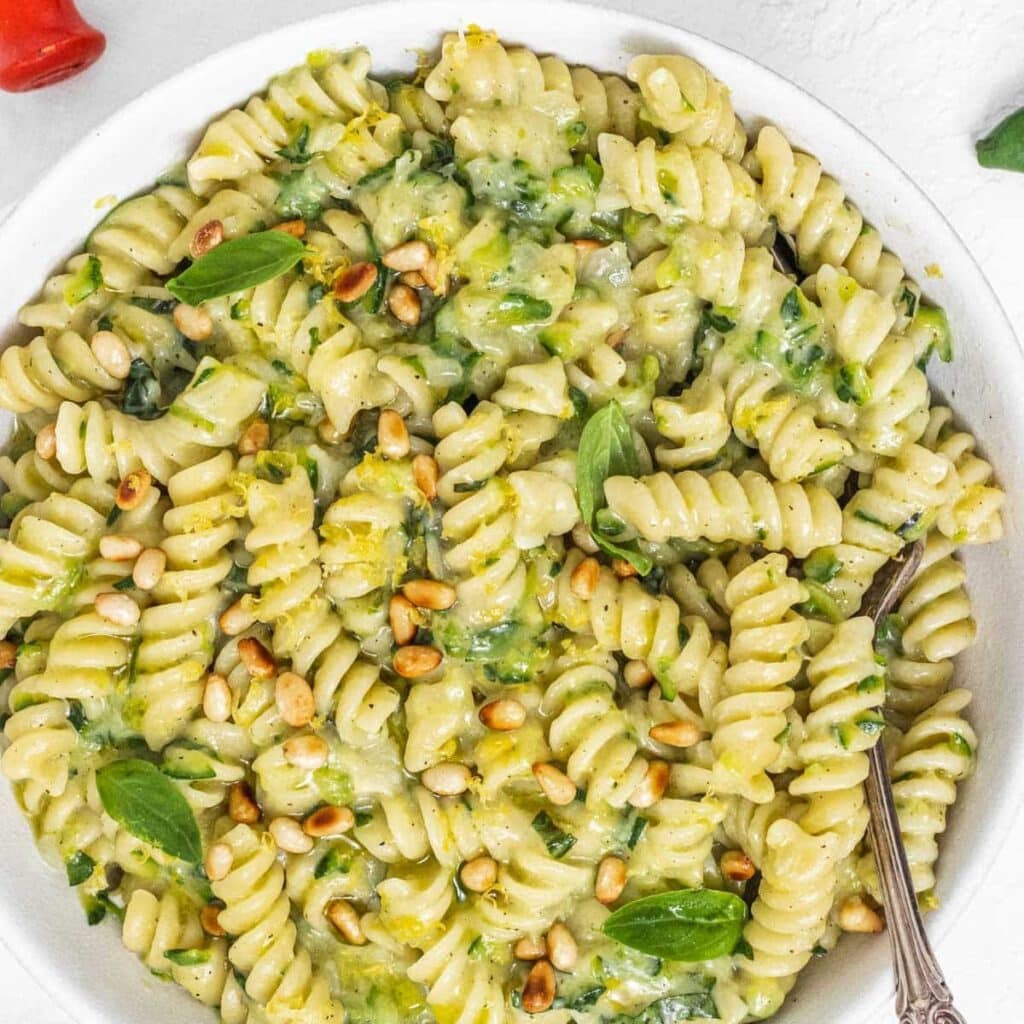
0,2,1022,1022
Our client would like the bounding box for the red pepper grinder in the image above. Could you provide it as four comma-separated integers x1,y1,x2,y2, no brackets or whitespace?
0,0,105,92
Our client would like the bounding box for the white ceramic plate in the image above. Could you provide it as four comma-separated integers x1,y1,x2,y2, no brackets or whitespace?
0,3,1020,1022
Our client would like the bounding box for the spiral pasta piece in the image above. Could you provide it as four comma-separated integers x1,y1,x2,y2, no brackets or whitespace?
597,135,766,241
210,824,344,1021
0,449,75,504
884,534,975,718
133,451,243,750
51,357,266,484
122,888,244,1017
860,688,976,899
805,444,960,618
921,405,1005,544
0,478,112,634
555,549,717,700
752,125,904,293
738,819,840,1018
652,377,732,470
187,49,385,191
711,554,808,803
629,796,726,889
790,617,882,856
627,54,746,158
604,468,842,558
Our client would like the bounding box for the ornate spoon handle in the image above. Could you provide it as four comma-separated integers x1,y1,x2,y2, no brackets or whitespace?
862,543,967,1024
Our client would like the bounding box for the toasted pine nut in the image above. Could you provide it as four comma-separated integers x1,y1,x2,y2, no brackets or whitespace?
200,904,226,937
219,599,255,636
90,330,131,379
402,578,456,610
612,557,638,579
479,699,526,732
421,762,471,797
420,256,448,296
400,270,427,288
269,816,314,854
228,782,260,824
116,469,152,511
387,283,421,326
412,454,439,500
326,899,366,945
628,760,669,808
572,238,605,253
99,534,143,562
624,660,654,689
35,422,56,460
238,418,269,455
378,409,410,459
333,262,378,302
283,733,329,771
204,842,233,882
173,303,213,342
459,856,498,893
202,673,232,723
649,720,701,748
606,327,629,349
394,644,442,679
595,856,627,905
532,763,576,806
275,671,315,728
95,592,140,627
388,594,418,646
303,805,355,838
238,637,275,679
382,240,431,272
514,935,547,961
569,556,600,600
189,219,224,259
132,547,166,590
571,522,599,554
720,849,756,882
0,641,15,670
522,960,556,1014
272,219,306,238
546,923,578,972
838,896,884,933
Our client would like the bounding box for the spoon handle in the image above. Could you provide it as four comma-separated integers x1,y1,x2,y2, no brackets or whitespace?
862,544,967,1024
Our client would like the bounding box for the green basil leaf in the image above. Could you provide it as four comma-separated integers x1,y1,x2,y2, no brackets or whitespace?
167,231,305,305
977,107,1024,172
95,759,202,863
603,888,747,961
576,400,640,527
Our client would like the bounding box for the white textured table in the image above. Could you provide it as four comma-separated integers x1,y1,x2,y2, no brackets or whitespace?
1,1,1023,1021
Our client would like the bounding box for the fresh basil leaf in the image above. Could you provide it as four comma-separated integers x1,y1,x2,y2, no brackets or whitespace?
977,107,1024,172
95,759,202,863
576,400,639,527
603,888,747,961
167,231,305,305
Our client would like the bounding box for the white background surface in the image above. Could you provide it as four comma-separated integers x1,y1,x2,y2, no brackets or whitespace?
0,0,1022,1021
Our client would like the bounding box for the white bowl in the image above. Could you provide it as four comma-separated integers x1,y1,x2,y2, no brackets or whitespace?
0,3,1020,1022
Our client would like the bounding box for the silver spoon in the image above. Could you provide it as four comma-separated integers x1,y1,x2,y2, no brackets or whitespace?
861,541,967,1024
